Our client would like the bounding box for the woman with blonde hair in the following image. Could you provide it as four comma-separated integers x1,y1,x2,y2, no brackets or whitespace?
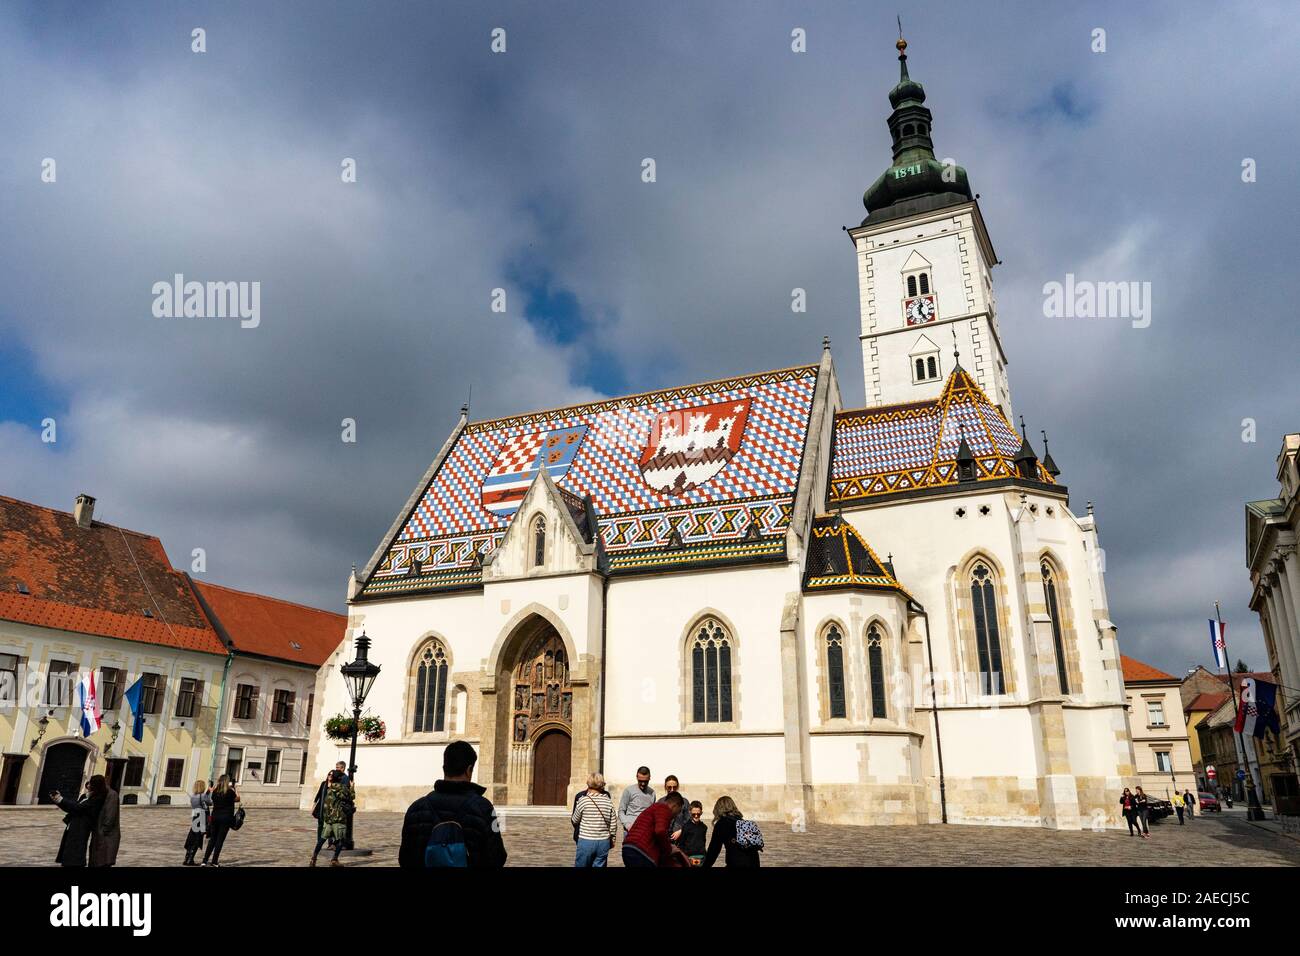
571,771,617,868
202,774,239,866
702,795,762,868
184,780,210,865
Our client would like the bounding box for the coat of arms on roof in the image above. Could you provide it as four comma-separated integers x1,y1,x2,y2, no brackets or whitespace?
481,425,588,518
638,398,751,495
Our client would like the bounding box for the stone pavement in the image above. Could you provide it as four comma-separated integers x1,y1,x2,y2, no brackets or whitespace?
2,804,1298,867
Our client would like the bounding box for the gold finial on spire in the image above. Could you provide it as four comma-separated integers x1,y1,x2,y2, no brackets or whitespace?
896,15,907,56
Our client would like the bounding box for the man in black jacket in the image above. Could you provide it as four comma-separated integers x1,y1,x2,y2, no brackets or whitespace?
398,740,507,868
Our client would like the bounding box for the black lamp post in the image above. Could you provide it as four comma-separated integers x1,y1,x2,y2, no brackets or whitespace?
338,632,380,852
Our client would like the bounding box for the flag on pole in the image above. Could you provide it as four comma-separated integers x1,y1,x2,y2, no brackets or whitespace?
1208,619,1228,670
124,677,146,741
1234,677,1281,739
77,672,102,738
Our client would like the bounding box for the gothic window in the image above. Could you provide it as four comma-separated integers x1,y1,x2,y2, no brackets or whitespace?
412,640,450,733
825,625,846,719
913,351,941,384
969,563,1006,694
1041,560,1071,695
907,274,918,297
926,355,938,379
513,631,570,742
690,618,734,723
918,272,930,294
532,515,546,568
915,357,926,380
867,625,888,718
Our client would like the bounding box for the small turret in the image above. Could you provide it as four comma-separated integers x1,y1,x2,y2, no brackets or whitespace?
1040,430,1061,479
1014,416,1039,480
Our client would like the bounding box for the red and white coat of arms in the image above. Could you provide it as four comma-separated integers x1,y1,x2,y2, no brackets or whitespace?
638,398,751,495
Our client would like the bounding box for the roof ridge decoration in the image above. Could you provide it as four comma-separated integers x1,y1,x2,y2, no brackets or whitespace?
829,365,1057,504
802,513,911,597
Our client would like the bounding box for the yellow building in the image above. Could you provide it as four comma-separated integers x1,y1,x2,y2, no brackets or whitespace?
1121,655,1195,800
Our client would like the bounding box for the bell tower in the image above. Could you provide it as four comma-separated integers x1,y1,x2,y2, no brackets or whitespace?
849,33,1012,419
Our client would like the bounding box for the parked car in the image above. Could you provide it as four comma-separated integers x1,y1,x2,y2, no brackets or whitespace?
1147,797,1174,821
1198,792,1222,812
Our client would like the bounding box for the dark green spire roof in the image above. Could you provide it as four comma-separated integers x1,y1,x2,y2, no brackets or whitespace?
862,35,974,226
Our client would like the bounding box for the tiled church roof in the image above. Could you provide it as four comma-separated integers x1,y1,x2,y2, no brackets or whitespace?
829,365,1056,503
363,364,820,596
802,514,910,596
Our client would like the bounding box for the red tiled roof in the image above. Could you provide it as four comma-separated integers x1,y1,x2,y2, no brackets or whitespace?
0,495,226,655
193,581,345,667
1211,671,1274,685
1185,692,1228,713
1121,654,1177,683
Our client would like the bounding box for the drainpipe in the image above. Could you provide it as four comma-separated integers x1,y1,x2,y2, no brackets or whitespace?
209,650,233,784
598,573,609,775
911,600,948,824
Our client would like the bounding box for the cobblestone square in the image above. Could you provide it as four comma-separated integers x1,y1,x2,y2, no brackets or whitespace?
2,805,1296,867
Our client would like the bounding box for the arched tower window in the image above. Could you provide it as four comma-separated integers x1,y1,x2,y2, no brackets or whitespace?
918,272,930,295
690,618,733,724
915,357,926,380
1042,561,1070,695
412,640,450,733
867,624,888,718
532,515,546,568
825,625,846,719
907,274,918,297
970,563,1005,694
926,355,937,379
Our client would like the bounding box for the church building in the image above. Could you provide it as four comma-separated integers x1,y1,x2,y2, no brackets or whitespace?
308,37,1137,829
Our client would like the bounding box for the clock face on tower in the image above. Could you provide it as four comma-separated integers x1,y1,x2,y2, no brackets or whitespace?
904,294,937,326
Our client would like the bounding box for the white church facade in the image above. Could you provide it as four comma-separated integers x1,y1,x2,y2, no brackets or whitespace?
307,38,1137,829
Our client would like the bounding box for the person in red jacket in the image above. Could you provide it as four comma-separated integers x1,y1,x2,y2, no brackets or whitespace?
621,791,688,867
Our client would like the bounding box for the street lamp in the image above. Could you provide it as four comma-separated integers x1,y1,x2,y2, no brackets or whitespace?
338,633,381,853
29,714,50,752
103,720,121,756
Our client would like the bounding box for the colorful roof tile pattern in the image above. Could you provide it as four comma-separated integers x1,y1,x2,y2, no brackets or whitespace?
802,514,910,597
830,365,1055,503
364,365,819,595
0,495,227,655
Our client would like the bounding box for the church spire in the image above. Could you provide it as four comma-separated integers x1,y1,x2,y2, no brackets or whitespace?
1041,429,1061,478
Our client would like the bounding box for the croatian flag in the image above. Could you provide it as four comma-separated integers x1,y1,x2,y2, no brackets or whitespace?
78,672,102,738
1234,677,1281,739
480,425,588,517
1208,619,1228,670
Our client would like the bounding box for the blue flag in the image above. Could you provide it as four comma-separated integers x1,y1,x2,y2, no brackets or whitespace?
123,677,145,741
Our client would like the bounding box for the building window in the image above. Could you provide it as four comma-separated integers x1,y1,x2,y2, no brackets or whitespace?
1041,561,1070,695
825,625,846,719
0,654,18,706
176,678,202,719
969,563,1005,694
124,757,145,788
305,692,315,731
918,272,930,294
233,684,258,721
912,352,941,383
533,515,546,568
225,747,244,783
271,689,295,725
265,750,281,785
140,672,164,714
1154,751,1172,773
690,618,733,724
1147,700,1166,727
164,758,184,789
46,659,76,707
907,274,918,297
867,625,888,719
413,640,450,733
99,667,123,710
299,754,308,785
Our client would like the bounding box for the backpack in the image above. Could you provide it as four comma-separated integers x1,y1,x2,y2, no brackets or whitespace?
732,818,763,850
424,795,476,868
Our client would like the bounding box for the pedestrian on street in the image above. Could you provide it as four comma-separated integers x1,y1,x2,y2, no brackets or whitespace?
184,780,210,865
202,774,240,866
1119,788,1144,838
90,781,121,867
1133,786,1152,836
659,774,691,846
50,774,109,867
702,795,763,868
1182,789,1195,820
571,772,617,868
398,740,507,868
621,791,688,867
310,769,355,867
617,766,656,838
1174,794,1185,824
679,800,708,865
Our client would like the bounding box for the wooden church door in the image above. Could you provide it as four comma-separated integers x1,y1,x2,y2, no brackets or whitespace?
531,729,572,806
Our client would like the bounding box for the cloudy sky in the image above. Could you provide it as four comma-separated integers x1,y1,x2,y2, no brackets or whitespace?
2,1,1296,676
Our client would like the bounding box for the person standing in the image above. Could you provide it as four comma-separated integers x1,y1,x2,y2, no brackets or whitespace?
90,780,120,867
621,791,687,868
702,795,762,868
202,774,239,866
1182,789,1196,820
1133,786,1152,836
50,775,108,867
310,769,355,867
398,740,507,868
618,766,656,838
1119,788,1142,837
679,801,708,865
184,780,210,865
572,772,617,868
660,775,691,844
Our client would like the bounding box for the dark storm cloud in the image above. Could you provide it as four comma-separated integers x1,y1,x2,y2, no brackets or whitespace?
1,1,1295,676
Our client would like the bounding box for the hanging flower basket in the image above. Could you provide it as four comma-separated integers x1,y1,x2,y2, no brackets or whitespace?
324,714,387,743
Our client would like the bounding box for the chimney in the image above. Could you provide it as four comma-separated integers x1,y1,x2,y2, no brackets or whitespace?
74,494,96,529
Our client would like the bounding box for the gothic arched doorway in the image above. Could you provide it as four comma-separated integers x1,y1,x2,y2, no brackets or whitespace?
37,741,92,805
